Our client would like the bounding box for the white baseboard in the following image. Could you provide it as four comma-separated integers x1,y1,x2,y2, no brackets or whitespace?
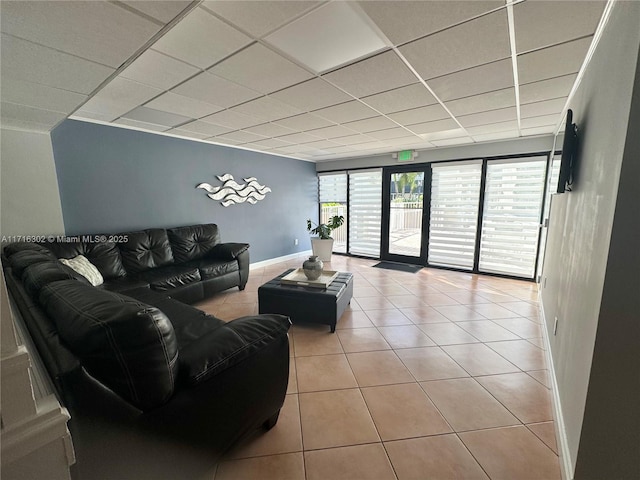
250,250,312,270
539,296,574,480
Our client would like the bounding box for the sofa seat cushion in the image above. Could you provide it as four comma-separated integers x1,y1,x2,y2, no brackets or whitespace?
38,280,179,411
167,224,220,263
99,278,150,293
136,265,202,291
186,258,238,280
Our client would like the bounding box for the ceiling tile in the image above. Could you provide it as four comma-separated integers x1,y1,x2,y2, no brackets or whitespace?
408,118,460,135
231,96,304,122
114,118,171,132
300,139,343,150
419,128,469,141
273,131,324,144
1,77,86,114
445,88,515,116
472,130,520,142
270,78,353,111
202,1,321,37
120,1,193,23
514,0,605,53
244,137,294,149
178,120,234,136
71,110,115,123
341,115,399,133
200,109,264,130
431,137,475,147
1,101,67,128
145,92,224,118
361,83,437,114
152,7,251,68
366,127,417,141
85,77,162,110
458,107,517,128
165,128,212,140
332,133,377,146
519,74,577,104
274,144,309,154
518,37,592,85
320,145,360,154
120,49,199,90
264,2,387,73
210,43,313,94
521,114,560,129
521,125,556,136
306,124,360,139
1,1,160,68
466,120,518,135
358,1,503,46
121,106,192,126
273,113,334,131
323,51,417,98
1,34,114,95
389,104,451,126
214,130,267,144
428,58,514,102
313,101,378,124
243,123,296,138
399,9,510,80
521,98,567,119
172,72,261,108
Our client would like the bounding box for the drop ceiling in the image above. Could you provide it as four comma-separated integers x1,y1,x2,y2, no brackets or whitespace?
0,0,607,162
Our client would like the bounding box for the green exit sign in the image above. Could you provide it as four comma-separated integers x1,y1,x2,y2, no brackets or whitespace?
397,150,413,161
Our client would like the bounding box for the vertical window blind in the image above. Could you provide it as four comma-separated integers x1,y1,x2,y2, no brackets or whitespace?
349,169,382,257
318,172,347,253
428,162,482,269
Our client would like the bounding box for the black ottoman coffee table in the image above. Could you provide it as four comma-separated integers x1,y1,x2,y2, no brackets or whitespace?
258,269,353,333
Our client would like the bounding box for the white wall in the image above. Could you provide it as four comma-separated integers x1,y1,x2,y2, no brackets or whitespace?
0,128,65,239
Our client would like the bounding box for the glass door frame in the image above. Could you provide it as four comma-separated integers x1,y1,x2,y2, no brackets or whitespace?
380,164,431,265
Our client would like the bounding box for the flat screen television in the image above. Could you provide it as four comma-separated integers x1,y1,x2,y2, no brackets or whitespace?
557,109,578,193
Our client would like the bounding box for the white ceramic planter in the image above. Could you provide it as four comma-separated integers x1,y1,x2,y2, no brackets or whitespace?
310,238,334,262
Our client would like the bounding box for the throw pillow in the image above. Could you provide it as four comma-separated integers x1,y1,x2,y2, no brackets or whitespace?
59,255,104,286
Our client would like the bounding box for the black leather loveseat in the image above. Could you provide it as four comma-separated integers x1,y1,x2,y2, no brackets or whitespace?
2,224,291,480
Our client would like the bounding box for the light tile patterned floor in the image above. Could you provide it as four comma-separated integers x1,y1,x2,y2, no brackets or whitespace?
194,255,560,480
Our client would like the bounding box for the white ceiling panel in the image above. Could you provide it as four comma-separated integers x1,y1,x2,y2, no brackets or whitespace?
120,49,199,90
1,34,114,95
202,1,321,38
300,139,343,150
200,109,264,130
458,107,517,128
313,101,378,124
152,7,251,68
1,1,160,68
115,118,171,132
361,83,437,114
472,130,520,142
519,74,577,104
399,9,510,80
87,77,162,110
214,130,267,144
521,98,567,119
332,134,377,146
71,110,115,123
121,106,192,126
273,113,334,131
1,77,86,114
521,114,560,129
521,125,556,136
408,118,460,136
243,123,296,138
420,127,469,141
389,104,451,126
166,128,212,140
431,137,475,147
270,78,352,111
305,124,360,140
120,1,193,23
172,72,260,108
264,2,387,74
514,0,606,53
244,137,294,149
367,128,417,141
323,51,417,98
210,43,313,94
518,37,593,85
1,102,67,128
231,96,304,122
358,1,503,46
466,120,518,135
342,115,399,133
145,92,223,118
445,88,516,116
428,58,514,102
174,120,233,136
274,131,324,144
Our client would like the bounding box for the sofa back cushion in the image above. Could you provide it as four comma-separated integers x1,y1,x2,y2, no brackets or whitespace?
47,240,127,280
8,250,57,277
23,261,88,298
39,280,179,410
167,224,221,263
3,242,53,259
118,229,174,274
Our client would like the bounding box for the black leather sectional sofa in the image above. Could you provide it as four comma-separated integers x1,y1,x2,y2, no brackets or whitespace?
2,224,291,480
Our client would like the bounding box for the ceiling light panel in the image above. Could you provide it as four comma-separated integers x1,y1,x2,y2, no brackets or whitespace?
358,0,503,46
519,74,577,104
514,0,606,53
323,51,416,98
399,9,510,80
145,92,224,118
200,109,265,130
270,78,353,111
120,49,200,90
264,2,387,74
273,113,335,131
361,83,437,114
518,37,593,85
231,96,304,122
389,104,451,126
1,1,160,68
313,101,378,124
209,43,313,94
445,88,516,116
122,106,193,127
152,7,252,68
172,72,260,108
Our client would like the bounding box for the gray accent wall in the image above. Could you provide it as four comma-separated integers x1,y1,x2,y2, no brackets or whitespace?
540,1,640,478
50,120,318,262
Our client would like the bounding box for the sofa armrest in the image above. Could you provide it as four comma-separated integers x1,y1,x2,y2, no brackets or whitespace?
179,314,290,385
208,243,249,261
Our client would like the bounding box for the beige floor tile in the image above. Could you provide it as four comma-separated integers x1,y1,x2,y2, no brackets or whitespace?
347,350,414,387
304,443,396,480
287,358,297,394
385,434,489,480
442,343,520,376
477,372,553,424
227,394,302,459
361,383,452,440
353,286,383,298
374,284,412,296
293,329,344,357
445,291,494,305
527,337,546,349
487,339,547,371
336,310,375,329
386,294,427,309
527,369,552,388
457,320,520,342
528,422,558,454
355,296,397,310
493,317,543,338
475,291,520,303
434,305,487,321
498,301,540,317
469,303,520,319
460,426,561,480
299,389,379,450
364,308,413,326
417,322,481,345
421,293,460,306
215,452,305,480
402,305,451,324
396,346,469,381
377,325,436,349
295,354,357,392
421,378,519,431
337,327,391,353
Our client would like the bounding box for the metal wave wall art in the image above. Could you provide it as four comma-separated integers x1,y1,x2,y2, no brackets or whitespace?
197,174,272,207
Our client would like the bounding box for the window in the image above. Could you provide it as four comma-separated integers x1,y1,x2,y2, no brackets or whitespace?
318,172,347,253
349,169,382,257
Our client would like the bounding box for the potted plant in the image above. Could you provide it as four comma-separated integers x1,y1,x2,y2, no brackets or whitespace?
306,215,344,262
